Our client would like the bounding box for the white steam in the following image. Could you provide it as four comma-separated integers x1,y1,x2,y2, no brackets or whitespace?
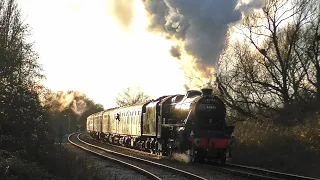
42,90,90,119
238,0,264,14
172,152,191,164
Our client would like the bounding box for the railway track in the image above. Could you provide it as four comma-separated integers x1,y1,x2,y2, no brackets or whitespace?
208,163,320,180
85,133,319,180
68,132,207,180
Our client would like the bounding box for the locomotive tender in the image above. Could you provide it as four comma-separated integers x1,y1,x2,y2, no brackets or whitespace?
86,88,235,163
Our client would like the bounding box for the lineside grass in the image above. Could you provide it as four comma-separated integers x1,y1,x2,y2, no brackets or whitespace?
0,144,115,180
231,114,320,178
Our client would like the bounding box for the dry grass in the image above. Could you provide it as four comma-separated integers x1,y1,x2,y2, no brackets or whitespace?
231,114,320,178
36,144,113,180
0,149,57,180
0,145,114,180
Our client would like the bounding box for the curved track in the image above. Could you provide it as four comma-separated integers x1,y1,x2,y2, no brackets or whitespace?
87,133,319,180
68,132,207,180
209,163,320,180
68,133,159,179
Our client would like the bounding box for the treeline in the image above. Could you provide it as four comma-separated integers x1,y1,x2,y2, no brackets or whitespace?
0,0,106,179
217,0,320,124
216,0,320,176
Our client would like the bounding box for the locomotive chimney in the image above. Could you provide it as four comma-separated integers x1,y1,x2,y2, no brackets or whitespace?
201,88,213,97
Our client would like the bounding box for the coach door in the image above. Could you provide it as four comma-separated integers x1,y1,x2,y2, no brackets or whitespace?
131,109,136,135
99,114,102,132
107,115,110,132
115,112,119,134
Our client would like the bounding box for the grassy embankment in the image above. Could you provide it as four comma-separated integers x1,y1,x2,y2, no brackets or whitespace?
231,114,320,178
0,141,116,180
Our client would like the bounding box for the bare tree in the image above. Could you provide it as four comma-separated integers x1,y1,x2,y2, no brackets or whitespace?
294,4,320,103
115,86,150,107
218,0,318,121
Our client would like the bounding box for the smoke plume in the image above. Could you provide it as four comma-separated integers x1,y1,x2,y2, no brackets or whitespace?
42,90,90,119
143,0,244,65
109,0,135,31
142,0,263,89
169,45,181,59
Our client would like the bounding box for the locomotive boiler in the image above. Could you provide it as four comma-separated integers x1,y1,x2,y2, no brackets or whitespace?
87,88,235,163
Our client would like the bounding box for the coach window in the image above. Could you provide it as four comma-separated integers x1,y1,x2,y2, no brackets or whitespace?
129,113,130,124
128,112,130,124
129,112,131,121
126,112,129,124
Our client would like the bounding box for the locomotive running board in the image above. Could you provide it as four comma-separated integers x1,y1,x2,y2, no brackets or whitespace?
161,123,185,127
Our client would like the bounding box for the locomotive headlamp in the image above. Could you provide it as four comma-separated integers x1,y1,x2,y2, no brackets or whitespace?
194,139,201,146
231,132,235,138
228,139,235,147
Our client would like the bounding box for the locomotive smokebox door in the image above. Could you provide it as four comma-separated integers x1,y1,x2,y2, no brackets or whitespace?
201,88,213,97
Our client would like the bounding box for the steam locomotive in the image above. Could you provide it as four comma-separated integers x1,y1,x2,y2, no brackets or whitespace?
86,88,235,163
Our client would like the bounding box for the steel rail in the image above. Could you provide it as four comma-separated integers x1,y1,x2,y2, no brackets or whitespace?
86,133,319,180
223,163,320,180
77,133,207,180
68,133,161,180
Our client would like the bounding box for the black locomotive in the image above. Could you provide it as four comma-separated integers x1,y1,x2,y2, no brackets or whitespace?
87,88,235,163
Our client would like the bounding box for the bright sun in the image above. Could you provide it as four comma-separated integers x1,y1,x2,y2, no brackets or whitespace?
17,0,186,108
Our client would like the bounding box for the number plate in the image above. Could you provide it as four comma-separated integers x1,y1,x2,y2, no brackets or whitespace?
206,105,216,109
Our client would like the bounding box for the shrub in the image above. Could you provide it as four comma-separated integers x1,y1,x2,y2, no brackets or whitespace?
36,145,110,180
231,116,320,178
0,145,113,180
0,150,57,180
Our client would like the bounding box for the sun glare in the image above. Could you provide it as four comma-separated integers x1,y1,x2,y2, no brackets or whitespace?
18,0,186,108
